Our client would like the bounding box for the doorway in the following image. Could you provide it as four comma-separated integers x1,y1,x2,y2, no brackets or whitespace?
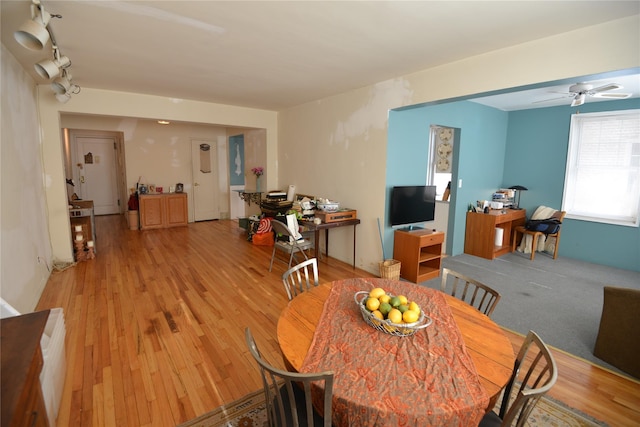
68,129,126,215
191,139,220,221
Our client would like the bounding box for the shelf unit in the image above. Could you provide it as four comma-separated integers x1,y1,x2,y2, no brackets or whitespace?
393,229,444,283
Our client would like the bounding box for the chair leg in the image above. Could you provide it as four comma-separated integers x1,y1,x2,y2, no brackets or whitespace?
269,245,277,272
530,233,538,261
512,228,520,253
553,233,561,260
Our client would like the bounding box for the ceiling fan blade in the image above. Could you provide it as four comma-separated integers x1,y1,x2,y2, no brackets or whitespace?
591,92,632,99
532,95,569,104
590,83,622,93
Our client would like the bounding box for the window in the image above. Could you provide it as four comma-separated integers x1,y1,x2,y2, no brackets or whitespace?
563,110,640,227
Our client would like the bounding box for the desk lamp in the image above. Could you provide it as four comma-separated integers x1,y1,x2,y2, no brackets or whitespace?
508,185,528,210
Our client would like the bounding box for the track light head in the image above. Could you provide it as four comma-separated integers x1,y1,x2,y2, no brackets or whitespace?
35,50,70,80
55,92,71,104
51,72,72,95
14,2,51,50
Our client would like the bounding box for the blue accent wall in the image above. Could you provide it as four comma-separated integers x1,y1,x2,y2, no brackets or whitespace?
504,98,640,271
387,97,639,272
387,101,509,259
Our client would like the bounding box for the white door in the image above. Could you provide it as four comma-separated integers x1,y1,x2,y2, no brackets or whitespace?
74,135,120,215
191,139,219,221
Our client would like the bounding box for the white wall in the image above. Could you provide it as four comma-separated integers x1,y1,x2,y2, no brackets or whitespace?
38,89,278,262
61,115,233,222
1,45,52,312
277,16,640,274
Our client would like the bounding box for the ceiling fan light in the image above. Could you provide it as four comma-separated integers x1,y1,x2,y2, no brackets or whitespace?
13,5,51,50
571,93,586,107
34,55,70,80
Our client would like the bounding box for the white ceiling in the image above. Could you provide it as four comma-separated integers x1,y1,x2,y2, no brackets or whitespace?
2,1,639,111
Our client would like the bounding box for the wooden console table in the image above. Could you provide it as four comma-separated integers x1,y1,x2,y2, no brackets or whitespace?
1,310,51,427
234,190,262,206
464,209,526,260
300,219,361,269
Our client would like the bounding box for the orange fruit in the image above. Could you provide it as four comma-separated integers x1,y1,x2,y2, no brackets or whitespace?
388,308,402,324
408,301,420,314
369,288,386,299
403,310,419,324
365,297,380,312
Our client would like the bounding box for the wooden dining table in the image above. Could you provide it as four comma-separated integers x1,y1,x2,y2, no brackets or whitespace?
277,278,515,426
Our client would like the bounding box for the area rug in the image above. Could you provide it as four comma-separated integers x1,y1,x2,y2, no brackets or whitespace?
178,388,608,427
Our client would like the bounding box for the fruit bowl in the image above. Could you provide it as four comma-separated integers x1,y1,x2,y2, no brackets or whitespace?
354,291,432,337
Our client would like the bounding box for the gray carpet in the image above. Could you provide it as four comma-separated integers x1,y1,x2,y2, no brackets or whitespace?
420,252,640,378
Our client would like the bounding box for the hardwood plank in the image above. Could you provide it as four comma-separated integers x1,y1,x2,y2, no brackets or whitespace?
36,215,640,426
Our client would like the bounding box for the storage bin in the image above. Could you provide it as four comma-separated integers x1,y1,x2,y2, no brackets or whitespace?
379,259,401,280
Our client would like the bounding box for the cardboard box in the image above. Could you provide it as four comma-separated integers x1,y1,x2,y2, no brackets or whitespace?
315,209,357,223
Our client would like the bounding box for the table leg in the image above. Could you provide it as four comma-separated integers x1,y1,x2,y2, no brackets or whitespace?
314,229,320,260
325,230,329,258
353,225,357,269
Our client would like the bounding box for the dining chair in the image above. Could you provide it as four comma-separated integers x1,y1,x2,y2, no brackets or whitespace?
512,210,566,261
269,219,313,272
245,327,334,427
440,268,501,317
282,258,319,300
480,330,558,427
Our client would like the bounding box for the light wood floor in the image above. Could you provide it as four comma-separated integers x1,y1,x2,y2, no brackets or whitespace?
36,215,640,426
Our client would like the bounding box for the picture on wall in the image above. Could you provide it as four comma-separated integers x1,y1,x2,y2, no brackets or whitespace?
229,134,245,186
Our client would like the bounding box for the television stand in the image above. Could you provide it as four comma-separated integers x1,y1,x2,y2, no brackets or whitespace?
393,229,444,283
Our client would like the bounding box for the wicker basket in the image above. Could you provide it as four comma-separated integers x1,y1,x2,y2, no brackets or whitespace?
379,259,401,280
354,291,432,337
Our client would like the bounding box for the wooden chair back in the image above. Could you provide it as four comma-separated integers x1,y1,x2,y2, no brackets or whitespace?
245,328,334,427
440,268,501,317
494,330,558,427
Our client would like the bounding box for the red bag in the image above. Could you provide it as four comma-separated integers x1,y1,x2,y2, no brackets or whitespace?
252,231,274,246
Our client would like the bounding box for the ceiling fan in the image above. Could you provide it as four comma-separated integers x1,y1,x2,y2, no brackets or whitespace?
537,82,632,107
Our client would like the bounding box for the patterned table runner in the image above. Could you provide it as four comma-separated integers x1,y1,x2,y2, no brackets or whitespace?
301,278,488,427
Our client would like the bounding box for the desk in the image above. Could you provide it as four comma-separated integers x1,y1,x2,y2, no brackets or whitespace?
277,278,514,426
464,209,526,260
300,219,360,268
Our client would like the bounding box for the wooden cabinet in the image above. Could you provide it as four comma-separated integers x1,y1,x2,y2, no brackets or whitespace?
1,310,51,427
464,209,526,260
139,193,188,230
393,229,444,283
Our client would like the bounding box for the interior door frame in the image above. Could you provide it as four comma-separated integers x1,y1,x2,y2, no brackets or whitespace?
67,129,127,214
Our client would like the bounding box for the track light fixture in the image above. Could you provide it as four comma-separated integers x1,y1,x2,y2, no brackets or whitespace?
14,0,80,103
14,0,52,50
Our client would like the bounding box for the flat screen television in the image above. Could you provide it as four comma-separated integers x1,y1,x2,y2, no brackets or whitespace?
390,185,436,228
